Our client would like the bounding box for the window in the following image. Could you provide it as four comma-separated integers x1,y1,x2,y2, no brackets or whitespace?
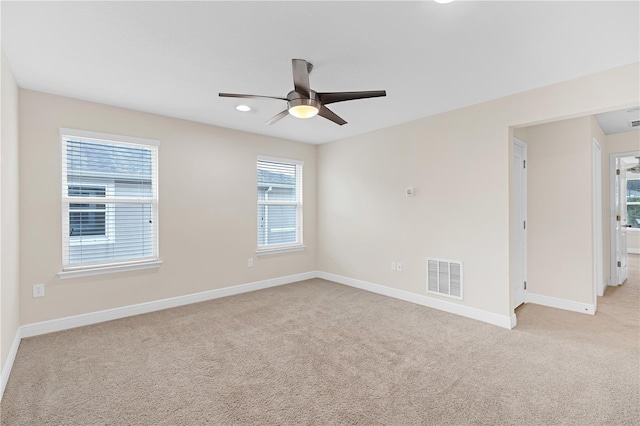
257,157,303,253
627,177,640,229
61,129,159,275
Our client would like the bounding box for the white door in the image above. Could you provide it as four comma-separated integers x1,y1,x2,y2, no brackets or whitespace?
615,159,629,284
513,139,527,307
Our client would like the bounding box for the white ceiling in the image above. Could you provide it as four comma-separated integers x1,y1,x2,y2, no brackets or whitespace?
2,1,639,144
595,107,640,135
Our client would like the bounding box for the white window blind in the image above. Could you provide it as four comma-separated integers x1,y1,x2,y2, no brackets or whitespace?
257,157,303,251
61,129,159,271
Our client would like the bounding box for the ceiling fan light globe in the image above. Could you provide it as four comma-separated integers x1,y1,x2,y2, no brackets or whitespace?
288,98,321,119
289,105,319,119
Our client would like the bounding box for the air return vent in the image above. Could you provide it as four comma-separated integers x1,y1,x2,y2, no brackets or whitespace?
630,120,640,128
426,258,463,300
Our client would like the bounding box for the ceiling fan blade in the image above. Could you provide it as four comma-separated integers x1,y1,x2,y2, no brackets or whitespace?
219,93,288,101
317,90,387,105
265,109,289,125
292,59,311,98
318,106,347,126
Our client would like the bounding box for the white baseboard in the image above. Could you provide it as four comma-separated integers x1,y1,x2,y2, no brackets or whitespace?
1,328,22,399
317,271,514,329
21,270,519,338
628,248,640,254
526,292,595,315
21,271,316,338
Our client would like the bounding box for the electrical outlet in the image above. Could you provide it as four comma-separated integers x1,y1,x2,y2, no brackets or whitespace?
391,261,397,271
33,284,45,298
397,262,403,272
248,258,254,268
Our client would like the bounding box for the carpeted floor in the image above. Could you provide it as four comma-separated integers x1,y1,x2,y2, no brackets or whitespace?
2,256,639,425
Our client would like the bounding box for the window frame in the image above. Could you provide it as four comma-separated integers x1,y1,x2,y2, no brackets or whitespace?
256,155,304,255
59,128,161,279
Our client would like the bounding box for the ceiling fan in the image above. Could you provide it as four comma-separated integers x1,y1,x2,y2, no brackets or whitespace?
628,157,640,174
219,59,386,126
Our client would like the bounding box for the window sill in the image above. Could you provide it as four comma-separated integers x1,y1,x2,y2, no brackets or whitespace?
59,260,162,280
256,245,305,256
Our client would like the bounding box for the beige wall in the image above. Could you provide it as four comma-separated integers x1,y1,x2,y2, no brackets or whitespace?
1,49,20,369
602,132,640,260
318,63,639,318
629,232,640,252
19,90,317,324
513,128,528,143
591,117,606,288
526,117,593,303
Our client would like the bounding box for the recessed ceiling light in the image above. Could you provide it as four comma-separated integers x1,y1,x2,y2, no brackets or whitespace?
434,0,455,3
236,105,251,112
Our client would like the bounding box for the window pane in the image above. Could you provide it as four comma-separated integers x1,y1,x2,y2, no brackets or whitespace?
68,203,154,265
258,205,297,245
69,203,106,210
257,161,297,202
628,205,640,228
115,179,152,198
628,179,640,228
67,140,152,179
70,211,106,236
68,184,107,237
68,185,106,198
627,178,640,199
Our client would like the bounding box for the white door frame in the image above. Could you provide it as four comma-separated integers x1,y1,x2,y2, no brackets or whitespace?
592,139,603,303
609,150,639,286
512,138,527,309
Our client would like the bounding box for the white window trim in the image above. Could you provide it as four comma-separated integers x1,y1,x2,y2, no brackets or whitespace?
60,128,160,276
256,244,306,256
257,156,304,254
60,128,160,148
58,260,162,280
257,155,304,166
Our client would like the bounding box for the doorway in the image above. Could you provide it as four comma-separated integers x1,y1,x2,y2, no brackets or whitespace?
610,151,640,287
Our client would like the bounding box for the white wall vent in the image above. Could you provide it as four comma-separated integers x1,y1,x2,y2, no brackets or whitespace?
426,258,463,300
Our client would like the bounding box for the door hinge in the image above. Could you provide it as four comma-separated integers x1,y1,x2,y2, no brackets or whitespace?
524,281,527,290
523,160,526,169
616,169,620,175
524,221,526,230
617,261,621,267
616,215,620,221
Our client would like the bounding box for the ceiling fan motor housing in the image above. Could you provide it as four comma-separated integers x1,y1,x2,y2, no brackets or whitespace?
288,97,321,109
287,89,317,101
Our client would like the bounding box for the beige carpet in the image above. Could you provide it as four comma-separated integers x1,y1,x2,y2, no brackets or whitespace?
2,257,639,425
